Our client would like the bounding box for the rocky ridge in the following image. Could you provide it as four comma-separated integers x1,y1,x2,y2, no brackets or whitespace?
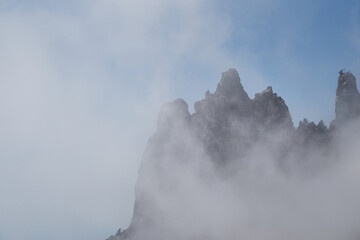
107,68,360,240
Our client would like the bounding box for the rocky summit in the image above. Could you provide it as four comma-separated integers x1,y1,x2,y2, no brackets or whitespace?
107,69,360,240
335,70,360,124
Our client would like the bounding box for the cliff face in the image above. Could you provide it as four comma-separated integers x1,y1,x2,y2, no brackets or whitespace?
107,69,360,240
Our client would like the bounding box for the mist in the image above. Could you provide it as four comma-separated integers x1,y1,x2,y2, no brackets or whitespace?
0,1,359,240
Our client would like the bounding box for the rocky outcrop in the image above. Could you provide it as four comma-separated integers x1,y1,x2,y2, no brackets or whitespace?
107,68,360,240
253,86,292,128
192,69,293,165
335,71,360,124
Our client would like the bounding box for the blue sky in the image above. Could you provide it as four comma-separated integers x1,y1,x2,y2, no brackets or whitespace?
217,0,360,124
0,0,359,240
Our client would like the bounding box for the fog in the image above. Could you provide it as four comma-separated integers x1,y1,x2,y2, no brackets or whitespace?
0,1,359,240
131,117,360,240
0,0,260,239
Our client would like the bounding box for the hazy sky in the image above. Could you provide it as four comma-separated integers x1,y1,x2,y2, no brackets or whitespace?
0,0,359,240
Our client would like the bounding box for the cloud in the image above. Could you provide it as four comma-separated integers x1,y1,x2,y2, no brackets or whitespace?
1,0,358,239
0,1,240,239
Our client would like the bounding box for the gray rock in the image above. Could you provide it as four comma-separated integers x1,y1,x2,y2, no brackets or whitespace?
107,68,359,240
335,71,360,124
253,86,293,128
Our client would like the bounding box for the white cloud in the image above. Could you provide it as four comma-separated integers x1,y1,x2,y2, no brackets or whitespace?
0,1,239,239
1,1,357,239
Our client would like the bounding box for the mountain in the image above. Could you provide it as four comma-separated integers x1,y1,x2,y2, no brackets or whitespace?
107,69,360,240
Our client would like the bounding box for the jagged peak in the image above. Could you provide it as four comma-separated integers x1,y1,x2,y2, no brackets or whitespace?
214,68,250,100
254,86,274,100
337,71,358,92
264,86,273,94
335,70,360,123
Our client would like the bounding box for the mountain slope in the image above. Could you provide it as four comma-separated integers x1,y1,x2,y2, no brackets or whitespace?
107,69,360,240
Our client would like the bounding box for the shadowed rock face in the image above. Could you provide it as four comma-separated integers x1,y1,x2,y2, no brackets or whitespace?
215,68,250,102
192,69,293,166
254,86,292,128
107,69,360,240
335,71,360,124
